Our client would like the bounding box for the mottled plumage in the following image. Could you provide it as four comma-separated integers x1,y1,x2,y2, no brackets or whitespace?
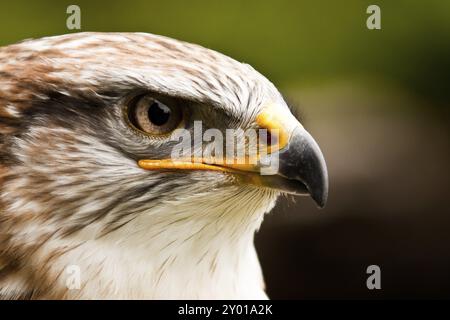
0,32,327,299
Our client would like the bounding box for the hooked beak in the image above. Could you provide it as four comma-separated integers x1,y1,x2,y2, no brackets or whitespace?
138,104,329,208
272,127,328,208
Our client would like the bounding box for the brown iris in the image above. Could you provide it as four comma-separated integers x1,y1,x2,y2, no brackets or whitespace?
127,95,182,135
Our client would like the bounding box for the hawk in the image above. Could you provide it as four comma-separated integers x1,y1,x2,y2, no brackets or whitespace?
0,32,328,299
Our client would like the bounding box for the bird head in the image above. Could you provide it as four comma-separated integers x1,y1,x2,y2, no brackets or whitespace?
0,33,327,298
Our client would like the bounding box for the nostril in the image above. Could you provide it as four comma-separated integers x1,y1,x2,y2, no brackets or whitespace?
265,131,272,146
261,130,278,148
257,129,281,154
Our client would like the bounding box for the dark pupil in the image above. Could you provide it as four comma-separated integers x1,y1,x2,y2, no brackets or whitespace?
148,101,171,126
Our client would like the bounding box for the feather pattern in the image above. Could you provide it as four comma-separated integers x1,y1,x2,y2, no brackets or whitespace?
0,33,287,299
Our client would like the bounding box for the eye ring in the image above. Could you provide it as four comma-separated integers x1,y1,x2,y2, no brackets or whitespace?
126,94,183,136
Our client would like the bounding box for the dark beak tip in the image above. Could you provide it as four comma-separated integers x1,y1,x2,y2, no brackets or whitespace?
299,140,329,209
308,177,328,209
313,189,328,209
276,127,329,209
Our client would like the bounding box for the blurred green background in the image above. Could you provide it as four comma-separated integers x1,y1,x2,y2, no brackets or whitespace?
1,0,449,106
1,0,449,298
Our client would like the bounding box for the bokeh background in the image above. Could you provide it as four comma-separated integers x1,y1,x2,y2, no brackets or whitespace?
1,0,449,299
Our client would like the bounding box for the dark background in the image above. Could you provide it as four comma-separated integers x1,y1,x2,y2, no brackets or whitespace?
1,0,449,298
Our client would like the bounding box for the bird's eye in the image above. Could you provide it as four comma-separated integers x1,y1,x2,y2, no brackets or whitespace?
127,95,182,135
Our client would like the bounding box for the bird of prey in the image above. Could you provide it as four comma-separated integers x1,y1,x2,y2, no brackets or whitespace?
0,32,328,299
